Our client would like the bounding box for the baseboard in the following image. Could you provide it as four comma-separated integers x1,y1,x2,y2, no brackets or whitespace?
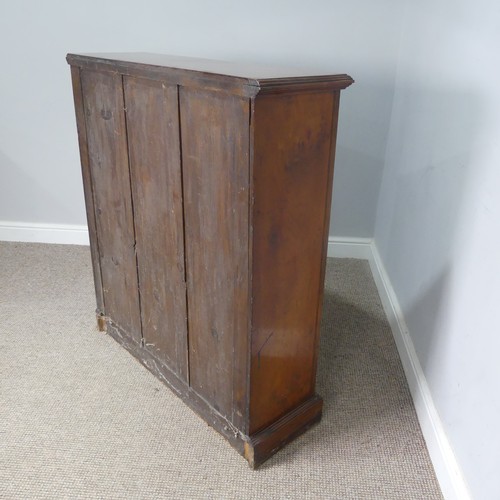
327,236,373,259
368,242,471,500
0,221,89,245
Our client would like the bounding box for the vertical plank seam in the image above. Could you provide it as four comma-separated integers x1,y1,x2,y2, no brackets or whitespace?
78,67,107,316
121,75,145,344
177,85,191,386
243,95,255,434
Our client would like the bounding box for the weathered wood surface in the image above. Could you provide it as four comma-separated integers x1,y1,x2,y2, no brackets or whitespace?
180,87,250,429
123,76,189,381
80,69,141,340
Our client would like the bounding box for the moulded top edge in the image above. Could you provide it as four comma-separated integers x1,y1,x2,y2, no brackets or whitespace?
66,52,354,91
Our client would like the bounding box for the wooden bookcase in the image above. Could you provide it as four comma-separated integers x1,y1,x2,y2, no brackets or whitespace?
67,52,353,467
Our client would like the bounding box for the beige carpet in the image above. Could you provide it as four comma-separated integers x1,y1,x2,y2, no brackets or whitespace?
0,242,442,499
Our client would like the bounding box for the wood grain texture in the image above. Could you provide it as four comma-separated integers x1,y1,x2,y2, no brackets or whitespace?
80,70,142,341
249,91,335,434
70,66,105,315
123,77,188,381
180,88,250,428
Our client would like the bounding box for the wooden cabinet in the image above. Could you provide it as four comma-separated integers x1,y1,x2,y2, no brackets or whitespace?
67,53,353,467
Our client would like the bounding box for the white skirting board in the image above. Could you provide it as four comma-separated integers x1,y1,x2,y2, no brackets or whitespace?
328,237,471,500
327,236,373,259
0,221,89,245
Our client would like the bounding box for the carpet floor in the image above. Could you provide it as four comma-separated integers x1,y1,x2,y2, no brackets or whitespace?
0,242,442,499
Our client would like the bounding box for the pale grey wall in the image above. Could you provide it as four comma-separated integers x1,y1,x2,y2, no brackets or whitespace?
374,1,500,498
0,0,405,236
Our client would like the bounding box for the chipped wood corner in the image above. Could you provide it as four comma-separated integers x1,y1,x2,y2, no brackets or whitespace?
243,440,255,469
96,312,107,332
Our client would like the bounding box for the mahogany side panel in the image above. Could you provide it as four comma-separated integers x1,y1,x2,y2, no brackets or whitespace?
249,90,336,434
80,70,142,341
180,87,250,429
123,76,189,381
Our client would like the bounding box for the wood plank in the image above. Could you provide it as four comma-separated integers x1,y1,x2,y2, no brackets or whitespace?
123,77,188,381
80,70,142,340
249,90,336,434
70,66,104,315
180,88,250,428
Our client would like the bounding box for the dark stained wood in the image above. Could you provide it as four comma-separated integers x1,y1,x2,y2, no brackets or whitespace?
70,66,105,316
123,76,188,381
68,53,353,468
67,53,354,98
80,69,142,341
249,91,336,434
180,87,250,429
245,395,323,468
